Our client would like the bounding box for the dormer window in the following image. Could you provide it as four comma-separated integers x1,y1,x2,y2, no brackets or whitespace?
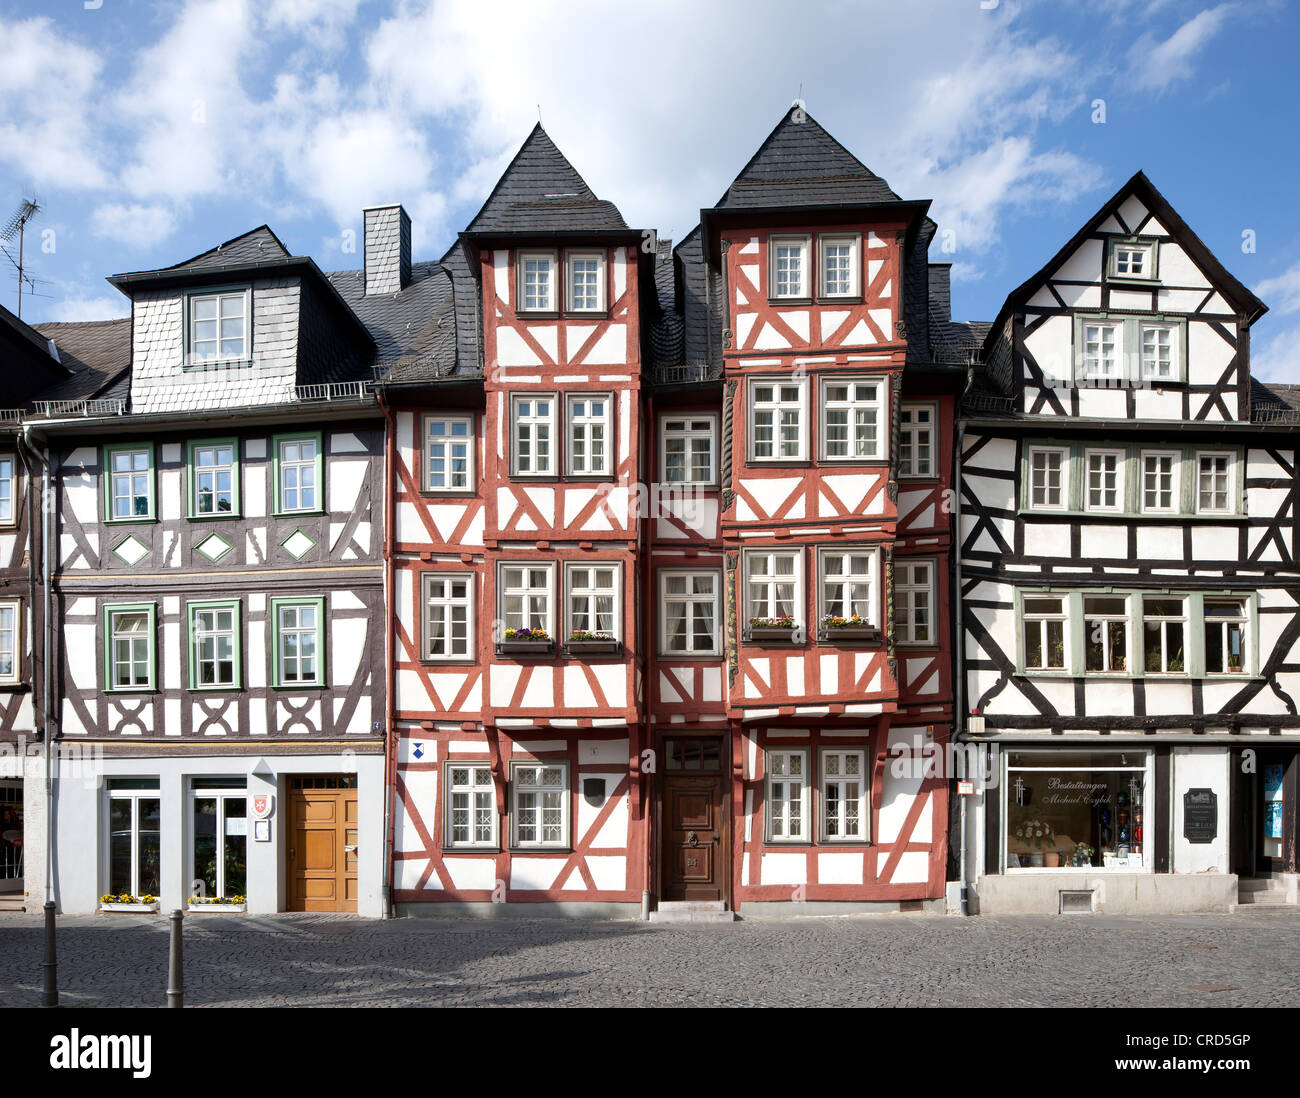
566,251,605,313
519,252,557,312
769,235,810,300
188,290,249,364
1109,239,1157,281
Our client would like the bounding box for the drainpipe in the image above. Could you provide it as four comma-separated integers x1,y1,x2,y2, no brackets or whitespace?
954,410,968,916
377,390,396,919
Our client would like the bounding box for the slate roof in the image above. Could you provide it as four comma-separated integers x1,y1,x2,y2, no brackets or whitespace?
711,107,901,211
135,226,292,276
465,124,627,234
30,318,132,403
1251,380,1300,422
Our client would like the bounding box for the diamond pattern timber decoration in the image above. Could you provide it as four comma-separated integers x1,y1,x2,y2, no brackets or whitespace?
281,529,316,560
195,531,234,563
112,535,150,567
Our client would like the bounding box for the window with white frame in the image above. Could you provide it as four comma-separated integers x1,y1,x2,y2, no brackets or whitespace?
661,416,716,484
750,380,806,460
106,605,153,691
1023,595,1067,671
896,560,935,645
0,600,18,685
1028,446,1068,510
107,778,161,898
566,563,619,639
511,763,568,847
746,551,802,624
277,436,319,511
191,442,236,516
819,235,859,298
424,574,474,660
766,750,808,841
512,394,556,475
0,455,14,524
1085,449,1125,512
1196,452,1233,514
519,252,556,312
899,403,935,476
1081,321,1120,381
108,447,154,520
770,236,810,299
566,394,611,476
566,252,604,313
1204,598,1247,675
189,778,246,901
499,565,553,635
1139,323,1177,381
1084,596,1128,674
1111,240,1155,280
1141,597,1186,674
821,750,866,841
274,600,322,687
445,764,496,848
189,291,248,362
425,416,474,491
190,603,239,689
1141,451,1180,513
819,548,877,624
821,378,884,460
659,571,720,655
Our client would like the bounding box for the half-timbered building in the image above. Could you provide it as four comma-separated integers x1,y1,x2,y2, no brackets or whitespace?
957,172,1300,914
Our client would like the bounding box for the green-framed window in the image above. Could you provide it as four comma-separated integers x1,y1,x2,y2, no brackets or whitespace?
188,600,241,691
187,439,240,519
273,432,323,515
103,443,157,523
103,603,157,692
1071,312,1186,384
1106,236,1160,283
270,597,325,688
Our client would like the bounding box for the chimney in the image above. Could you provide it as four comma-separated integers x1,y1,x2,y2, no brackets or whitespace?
363,204,411,295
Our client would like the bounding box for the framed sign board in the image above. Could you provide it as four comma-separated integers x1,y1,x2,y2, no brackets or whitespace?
1182,788,1218,844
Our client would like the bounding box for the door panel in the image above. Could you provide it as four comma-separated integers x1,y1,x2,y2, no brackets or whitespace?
663,774,724,902
287,778,358,913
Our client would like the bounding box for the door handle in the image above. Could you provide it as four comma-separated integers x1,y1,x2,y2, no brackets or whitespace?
344,845,357,853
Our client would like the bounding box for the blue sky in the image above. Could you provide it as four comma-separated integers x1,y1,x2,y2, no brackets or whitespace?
2,0,1298,378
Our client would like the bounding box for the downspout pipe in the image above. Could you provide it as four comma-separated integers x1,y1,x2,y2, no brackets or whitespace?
377,390,397,919
954,398,969,916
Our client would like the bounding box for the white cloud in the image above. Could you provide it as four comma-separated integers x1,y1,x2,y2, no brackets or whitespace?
1256,260,1300,316
90,203,179,247
43,295,131,323
1127,4,1237,93
1251,261,1300,383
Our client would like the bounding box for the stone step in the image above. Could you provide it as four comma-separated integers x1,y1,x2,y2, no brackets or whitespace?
649,900,737,924
1229,901,1300,914
0,895,26,912
1236,890,1290,904
1238,878,1285,893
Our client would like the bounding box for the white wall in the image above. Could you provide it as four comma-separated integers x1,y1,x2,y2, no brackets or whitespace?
1171,745,1231,874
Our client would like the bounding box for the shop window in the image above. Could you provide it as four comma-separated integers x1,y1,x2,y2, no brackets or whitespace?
106,778,161,899
189,777,247,902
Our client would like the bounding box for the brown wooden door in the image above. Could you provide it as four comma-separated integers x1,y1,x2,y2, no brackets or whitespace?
663,774,725,902
287,777,358,913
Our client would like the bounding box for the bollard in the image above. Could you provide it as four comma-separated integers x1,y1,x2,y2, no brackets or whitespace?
167,908,184,1008
41,900,57,1008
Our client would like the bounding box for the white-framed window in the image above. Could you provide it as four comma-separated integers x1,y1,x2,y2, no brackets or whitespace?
424,574,474,661
765,750,808,841
1204,598,1247,675
1196,451,1234,515
445,764,497,849
899,403,935,477
821,749,867,841
659,570,720,656
1028,446,1069,510
821,377,884,460
1023,595,1067,672
1084,449,1125,513
191,441,236,516
499,564,554,635
1084,596,1128,674
566,563,620,639
0,599,19,685
746,550,803,624
277,436,319,512
190,602,239,689
896,560,935,646
511,394,556,476
274,600,323,687
1111,240,1155,280
424,415,474,492
188,290,248,363
819,235,859,298
106,778,161,899
769,235,810,299
511,762,568,848
1141,597,1186,674
1081,321,1120,381
189,778,247,901
1139,323,1177,381
107,446,154,521
750,378,807,461
1141,451,1180,514
106,605,153,691
0,454,14,525
661,415,716,484
518,252,556,312
819,548,878,624
565,251,605,313
566,393,611,476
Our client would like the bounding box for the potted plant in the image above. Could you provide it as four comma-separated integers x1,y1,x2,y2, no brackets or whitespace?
188,893,247,913
564,629,621,656
100,892,159,913
1073,843,1095,867
744,615,799,643
818,613,881,643
495,626,553,657
1013,819,1055,867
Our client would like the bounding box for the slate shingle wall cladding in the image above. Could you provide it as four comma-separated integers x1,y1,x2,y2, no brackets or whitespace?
364,206,411,296
297,280,370,386
129,278,300,413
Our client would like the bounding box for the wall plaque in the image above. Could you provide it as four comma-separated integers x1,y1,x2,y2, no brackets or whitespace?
1183,788,1218,844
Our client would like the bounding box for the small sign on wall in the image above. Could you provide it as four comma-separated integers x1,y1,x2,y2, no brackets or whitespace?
1183,788,1218,844
253,819,271,843
252,792,274,820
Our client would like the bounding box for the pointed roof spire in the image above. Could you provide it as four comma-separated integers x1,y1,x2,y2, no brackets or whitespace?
465,124,628,234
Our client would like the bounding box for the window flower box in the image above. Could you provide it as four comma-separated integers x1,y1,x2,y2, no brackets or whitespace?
818,615,881,643
496,628,554,658
188,895,247,913
99,893,159,913
565,632,622,657
744,617,800,644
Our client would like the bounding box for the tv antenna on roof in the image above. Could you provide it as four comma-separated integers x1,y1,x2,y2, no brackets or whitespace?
0,198,43,319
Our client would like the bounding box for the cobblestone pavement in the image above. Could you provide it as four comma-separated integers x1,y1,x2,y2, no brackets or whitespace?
1,910,1298,1008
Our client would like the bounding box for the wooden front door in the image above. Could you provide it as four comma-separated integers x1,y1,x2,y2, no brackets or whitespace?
287,776,358,913
661,737,727,903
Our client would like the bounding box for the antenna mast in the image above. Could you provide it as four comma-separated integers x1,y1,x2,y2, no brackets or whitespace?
1,199,42,319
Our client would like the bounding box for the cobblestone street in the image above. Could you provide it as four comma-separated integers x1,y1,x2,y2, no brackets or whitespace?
2,910,1298,1008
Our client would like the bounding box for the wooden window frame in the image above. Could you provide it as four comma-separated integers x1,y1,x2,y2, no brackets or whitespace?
509,761,570,850
768,234,812,302
764,749,810,843
102,602,157,693
744,548,805,626
659,413,718,486
657,568,722,658
1019,593,1069,674
564,249,607,316
898,402,937,478
1026,445,1070,512
510,393,558,477
748,376,809,463
817,233,861,300
564,392,613,478
0,598,18,687
1141,596,1187,676
1107,236,1159,284
184,286,252,368
817,546,881,627
103,442,157,524
272,432,324,515
895,558,937,647
270,596,326,689
186,438,241,520
422,414,476,494
819,376,886,462
497,561,556,637
1139,449,1181,515
443,763,498,851
564,561,622,642
422,572,476,663
1194,450,1236,516
820,748,868,843
0,452,17,527
1083,448,1126,514
517,250,558,315
186,599,242,692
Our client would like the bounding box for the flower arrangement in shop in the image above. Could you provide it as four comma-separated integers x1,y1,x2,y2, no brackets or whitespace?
1072,843,1095,867
748,615,795,629
100,893,156,905
189,894,246,905
1014,819,1055,849
503,627,549,641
